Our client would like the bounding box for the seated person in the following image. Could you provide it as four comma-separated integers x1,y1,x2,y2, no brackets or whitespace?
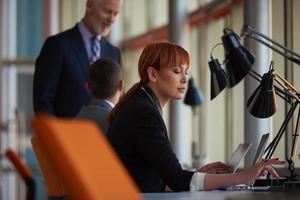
107,42,284,192
77,58,124,134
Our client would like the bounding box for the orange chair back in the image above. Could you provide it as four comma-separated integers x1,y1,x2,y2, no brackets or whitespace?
31,137,66,197
31,113,142,200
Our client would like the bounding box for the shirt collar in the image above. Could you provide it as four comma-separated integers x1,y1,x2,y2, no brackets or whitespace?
104,99,115,108
90,98,115,108
78,21,101,41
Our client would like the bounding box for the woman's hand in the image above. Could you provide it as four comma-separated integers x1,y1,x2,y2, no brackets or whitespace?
239,158,286,184
197,161,233,174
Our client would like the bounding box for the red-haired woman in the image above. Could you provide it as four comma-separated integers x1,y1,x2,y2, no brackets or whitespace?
108,42,284,192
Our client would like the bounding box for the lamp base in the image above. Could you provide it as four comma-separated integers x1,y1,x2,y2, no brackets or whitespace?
253,178,300,191
284,180,300,191
253,178,287,187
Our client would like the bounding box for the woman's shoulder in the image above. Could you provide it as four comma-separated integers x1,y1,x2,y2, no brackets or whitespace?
119,89,160,118
127,89,155,108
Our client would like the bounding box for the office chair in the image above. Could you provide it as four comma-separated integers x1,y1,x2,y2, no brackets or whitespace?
31,113,142,200
5,148,35,200
31,137,68,200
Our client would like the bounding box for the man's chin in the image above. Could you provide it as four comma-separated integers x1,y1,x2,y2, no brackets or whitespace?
100,28,110,36
91,26,110,36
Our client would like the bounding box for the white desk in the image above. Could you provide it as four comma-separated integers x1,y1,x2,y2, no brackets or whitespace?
142,190,299,200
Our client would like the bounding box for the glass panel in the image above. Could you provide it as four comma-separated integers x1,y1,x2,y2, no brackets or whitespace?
1,0,45,199
272,0,286,162
16,0,43,59
292,0,300,166
17,67,46,199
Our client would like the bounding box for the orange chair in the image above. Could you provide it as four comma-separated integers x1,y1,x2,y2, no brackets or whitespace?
5,148,35,200
31,113,142,200
31,137,68,199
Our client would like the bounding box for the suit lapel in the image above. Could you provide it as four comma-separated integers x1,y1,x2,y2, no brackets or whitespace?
69,25,90,78
100,38,112,59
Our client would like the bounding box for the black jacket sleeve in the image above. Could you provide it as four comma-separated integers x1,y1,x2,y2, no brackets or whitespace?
33,36,63,115
135,107,194,191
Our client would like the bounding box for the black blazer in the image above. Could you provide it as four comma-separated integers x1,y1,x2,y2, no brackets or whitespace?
108,86,194,192
33,24,121,117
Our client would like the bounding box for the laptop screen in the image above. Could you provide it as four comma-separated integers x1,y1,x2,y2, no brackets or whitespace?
252,133,270,165
228,143,252,173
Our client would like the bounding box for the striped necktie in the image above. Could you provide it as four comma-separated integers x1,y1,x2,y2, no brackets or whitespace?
90,37,101,64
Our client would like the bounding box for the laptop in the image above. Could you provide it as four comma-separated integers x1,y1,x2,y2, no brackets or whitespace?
228,143,252,173
226,133,271,190
252,133,270,165
250,133,270,187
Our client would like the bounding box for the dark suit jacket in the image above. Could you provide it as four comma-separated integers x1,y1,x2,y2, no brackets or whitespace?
33,24,121,117
76,98,112,135
108,86,194,192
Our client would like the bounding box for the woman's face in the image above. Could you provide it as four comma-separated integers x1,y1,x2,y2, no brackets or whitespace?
153,63,189,104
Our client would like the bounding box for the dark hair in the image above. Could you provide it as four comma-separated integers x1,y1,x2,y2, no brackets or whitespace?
89,58,122,99
109,42,190,123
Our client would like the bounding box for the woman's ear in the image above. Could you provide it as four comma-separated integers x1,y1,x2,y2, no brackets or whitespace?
147,67,158,82
118,80,125,92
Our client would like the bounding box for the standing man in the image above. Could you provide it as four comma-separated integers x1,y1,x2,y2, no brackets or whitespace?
77,58,124,134
33,0,123,117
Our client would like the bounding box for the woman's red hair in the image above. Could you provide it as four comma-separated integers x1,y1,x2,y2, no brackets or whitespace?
109,42,190,123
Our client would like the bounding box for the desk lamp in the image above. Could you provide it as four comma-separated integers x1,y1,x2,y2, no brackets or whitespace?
208,26,300,186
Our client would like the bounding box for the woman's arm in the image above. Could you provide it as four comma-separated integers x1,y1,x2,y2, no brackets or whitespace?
203,158,285,190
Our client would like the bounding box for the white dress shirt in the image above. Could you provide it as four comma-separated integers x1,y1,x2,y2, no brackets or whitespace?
190,172,206,191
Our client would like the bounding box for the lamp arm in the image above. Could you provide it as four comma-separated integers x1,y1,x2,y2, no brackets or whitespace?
290,106,300,162
287,105,300,180
274,72,300,103
248,69,261,82
241,25,300,65
264,103,299,180
210,43,223,59
264,103,298,159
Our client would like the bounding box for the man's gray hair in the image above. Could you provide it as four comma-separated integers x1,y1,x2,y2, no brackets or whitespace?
88,0,102,5
89,0,122,5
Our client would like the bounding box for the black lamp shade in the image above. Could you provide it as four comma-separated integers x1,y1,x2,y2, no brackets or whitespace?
184,78,204,106
247,72,278,118
222,29,255,87
209,58,228,100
